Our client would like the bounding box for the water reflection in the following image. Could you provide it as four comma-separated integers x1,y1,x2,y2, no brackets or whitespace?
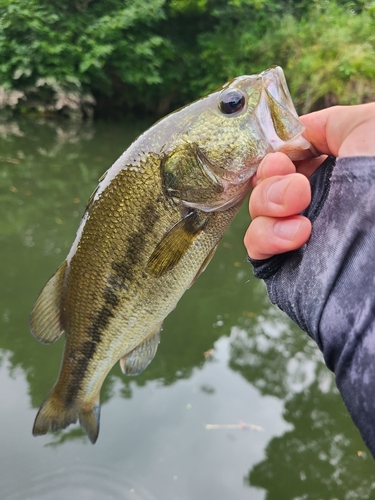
3,461,158,500
228,313,375,497
1,118,374,499
230,310,320,399
248,384,375,500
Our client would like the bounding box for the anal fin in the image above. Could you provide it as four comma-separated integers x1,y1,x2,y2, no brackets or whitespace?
30,261,67,344
120,323,162,376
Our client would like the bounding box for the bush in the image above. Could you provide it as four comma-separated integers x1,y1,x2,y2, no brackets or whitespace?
0,0,374,118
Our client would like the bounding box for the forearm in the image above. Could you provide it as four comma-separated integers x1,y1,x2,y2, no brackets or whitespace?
250,156,375,455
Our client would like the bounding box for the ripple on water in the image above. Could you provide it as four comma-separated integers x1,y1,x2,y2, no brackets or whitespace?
3,463,157,500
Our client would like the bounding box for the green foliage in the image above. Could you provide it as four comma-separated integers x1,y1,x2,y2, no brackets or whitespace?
253,1,375,112
0,0,374,117
169,0,209,12
195,0,375,112
0,0,171,116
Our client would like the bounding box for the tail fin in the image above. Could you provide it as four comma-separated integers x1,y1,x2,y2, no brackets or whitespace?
79,405,101,444
32,391,100,444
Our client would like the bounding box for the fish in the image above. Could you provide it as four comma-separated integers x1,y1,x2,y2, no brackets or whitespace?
30,66,313,443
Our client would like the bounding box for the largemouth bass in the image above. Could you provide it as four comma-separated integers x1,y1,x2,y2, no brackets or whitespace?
30,66,313,443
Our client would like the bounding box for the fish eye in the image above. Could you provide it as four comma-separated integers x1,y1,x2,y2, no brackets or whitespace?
218,89,246,115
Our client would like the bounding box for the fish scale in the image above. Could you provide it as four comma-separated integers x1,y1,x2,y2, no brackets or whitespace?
30,66,314,442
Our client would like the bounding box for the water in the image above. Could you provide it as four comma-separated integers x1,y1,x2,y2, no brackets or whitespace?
0,117,374,499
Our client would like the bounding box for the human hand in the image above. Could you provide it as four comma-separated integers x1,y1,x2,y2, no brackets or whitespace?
244,103,375,260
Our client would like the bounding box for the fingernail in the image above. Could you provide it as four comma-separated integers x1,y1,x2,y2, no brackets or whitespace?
266,177,291,204
274,219,303,241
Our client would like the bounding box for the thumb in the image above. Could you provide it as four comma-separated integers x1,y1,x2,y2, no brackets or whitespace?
300,103,375,157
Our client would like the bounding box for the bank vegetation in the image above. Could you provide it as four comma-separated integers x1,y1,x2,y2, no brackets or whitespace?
1,0,374,119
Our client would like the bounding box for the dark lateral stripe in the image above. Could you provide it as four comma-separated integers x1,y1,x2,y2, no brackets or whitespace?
65,303,115,405
65,201,161,404
111,201,160,287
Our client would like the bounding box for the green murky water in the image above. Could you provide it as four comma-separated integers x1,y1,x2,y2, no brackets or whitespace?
0,117,374,499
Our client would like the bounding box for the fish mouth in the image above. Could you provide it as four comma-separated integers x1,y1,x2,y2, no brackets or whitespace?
199,66,315,194
181,67,317,213
256,66,318,159
259,66,296,115
232,66,317,163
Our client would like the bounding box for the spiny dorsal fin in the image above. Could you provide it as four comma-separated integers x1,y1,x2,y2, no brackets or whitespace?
265,88,304,141
120,323,162,376
147,210,208,277
29,261,67,344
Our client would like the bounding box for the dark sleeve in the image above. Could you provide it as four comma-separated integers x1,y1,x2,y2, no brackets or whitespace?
249,156,375,456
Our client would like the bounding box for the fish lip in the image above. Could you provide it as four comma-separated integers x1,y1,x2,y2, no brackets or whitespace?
237,66,316,161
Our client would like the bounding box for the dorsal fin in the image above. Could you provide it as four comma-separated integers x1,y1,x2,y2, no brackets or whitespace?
147,210,208,277
29,261,67,344
120,323,162,376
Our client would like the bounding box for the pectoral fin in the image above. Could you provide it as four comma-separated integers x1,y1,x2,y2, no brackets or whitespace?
29,261,67,344
147,210,208,277
265,88,304,141
189,243,219,288
120,323,162,376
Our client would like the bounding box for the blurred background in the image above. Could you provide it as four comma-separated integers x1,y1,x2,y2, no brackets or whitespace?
1,1,375,499
1,0,375,120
